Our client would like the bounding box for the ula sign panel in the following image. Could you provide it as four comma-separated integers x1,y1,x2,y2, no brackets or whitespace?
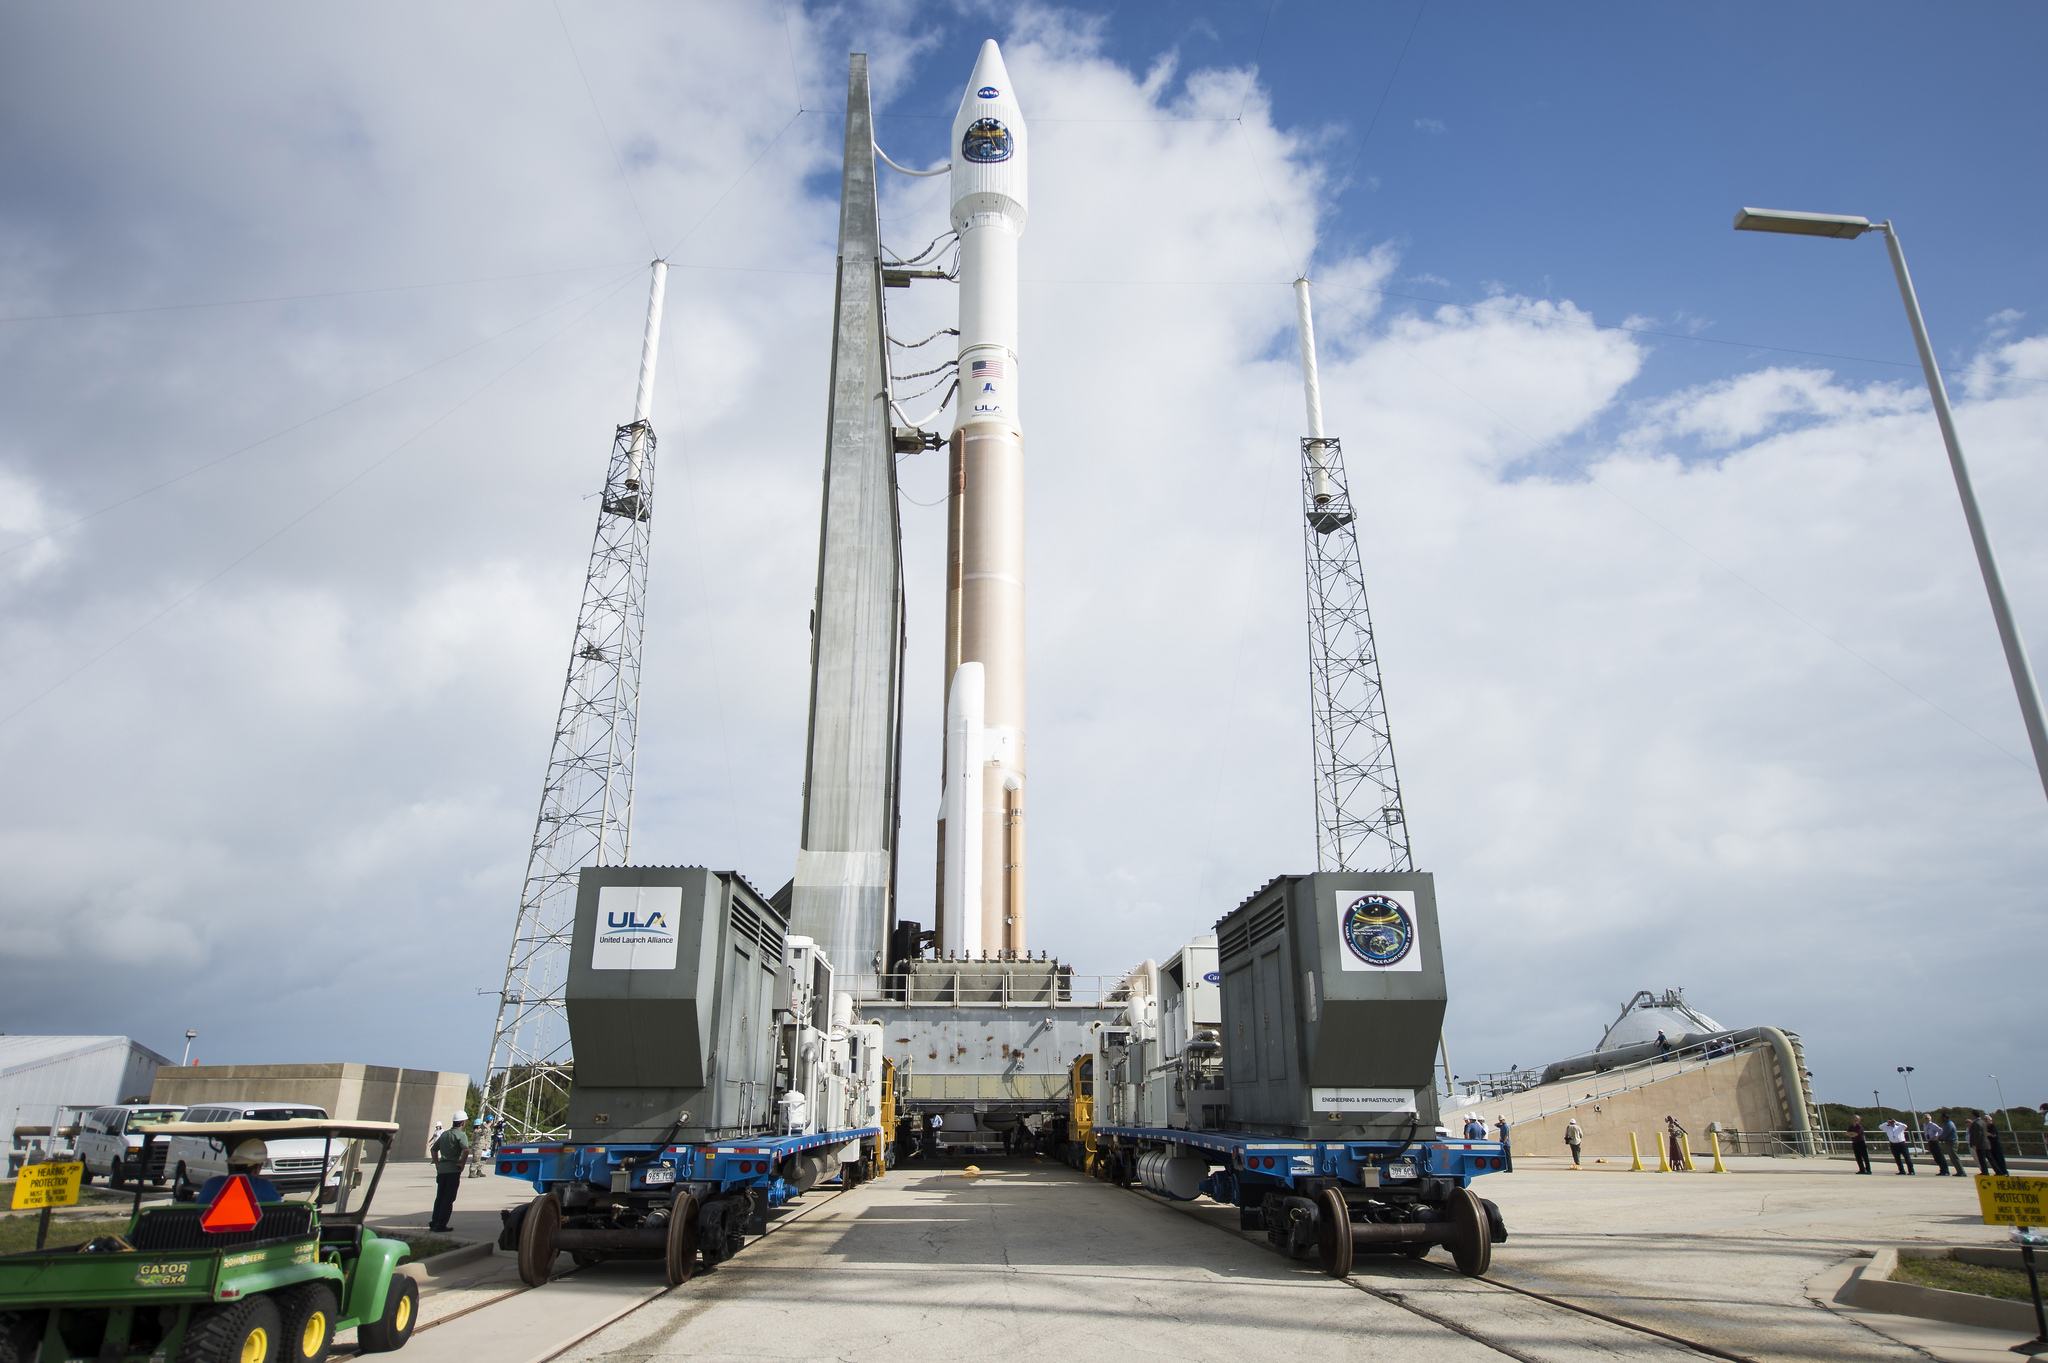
592,884,682,971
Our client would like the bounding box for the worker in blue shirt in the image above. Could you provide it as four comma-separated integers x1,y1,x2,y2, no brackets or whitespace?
198,1139,282,1204
1462,1116,1486,1140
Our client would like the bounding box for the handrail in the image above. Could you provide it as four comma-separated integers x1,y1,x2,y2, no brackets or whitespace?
1446,1035,1763,1126
847,973,1127,1006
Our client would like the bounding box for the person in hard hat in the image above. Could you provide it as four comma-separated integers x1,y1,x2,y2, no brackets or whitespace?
428,1111,470,1233
199,1139,282,1205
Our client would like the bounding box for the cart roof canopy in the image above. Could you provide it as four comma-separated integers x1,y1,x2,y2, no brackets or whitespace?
134,1118,402,1141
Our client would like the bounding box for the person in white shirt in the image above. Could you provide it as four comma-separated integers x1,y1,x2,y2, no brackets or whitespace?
1879,1118,1915,1174
425,1121,444,1162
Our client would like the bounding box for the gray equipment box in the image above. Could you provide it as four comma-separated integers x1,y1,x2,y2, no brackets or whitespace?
1215,872,1445,1140
564,866,785,1144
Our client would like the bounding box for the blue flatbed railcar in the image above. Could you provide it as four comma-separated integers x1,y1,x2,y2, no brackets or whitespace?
1092,1123,1508,1276
495,1126,880,1284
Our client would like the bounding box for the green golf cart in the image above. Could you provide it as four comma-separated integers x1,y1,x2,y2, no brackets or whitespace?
0,1119,418,1363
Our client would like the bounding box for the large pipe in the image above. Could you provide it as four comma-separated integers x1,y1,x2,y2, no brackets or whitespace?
1293,278,1333,506
945,41,1030,954
627,259,668,488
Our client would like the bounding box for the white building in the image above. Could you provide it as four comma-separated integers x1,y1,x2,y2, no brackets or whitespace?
3,1035,171,1140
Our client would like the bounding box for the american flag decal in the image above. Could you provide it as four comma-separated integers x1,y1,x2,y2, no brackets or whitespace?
971,358,1006,379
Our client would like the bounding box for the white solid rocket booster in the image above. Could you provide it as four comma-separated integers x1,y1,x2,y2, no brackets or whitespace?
940,661,986,956
941,41,1029,955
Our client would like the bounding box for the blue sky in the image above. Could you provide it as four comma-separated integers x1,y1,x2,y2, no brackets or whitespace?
1,1,2044,1116
860,2,2047,405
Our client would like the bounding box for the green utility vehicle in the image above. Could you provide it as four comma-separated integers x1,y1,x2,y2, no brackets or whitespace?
0,1119,419,1363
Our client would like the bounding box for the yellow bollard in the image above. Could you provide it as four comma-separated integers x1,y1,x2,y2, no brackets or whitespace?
1709,1132,1728,1173
1680,1139,1696,1172
1629,1132,1645,1171
1656,1136,1672,1172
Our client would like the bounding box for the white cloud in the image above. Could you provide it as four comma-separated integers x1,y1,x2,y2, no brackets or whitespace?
0,2,2041,1110
1414,117,1447,134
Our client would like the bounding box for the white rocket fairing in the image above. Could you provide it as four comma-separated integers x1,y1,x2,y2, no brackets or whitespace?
940,41,1029,955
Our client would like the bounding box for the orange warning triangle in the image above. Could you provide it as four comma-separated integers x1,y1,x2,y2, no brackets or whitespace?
200,1174,262,1233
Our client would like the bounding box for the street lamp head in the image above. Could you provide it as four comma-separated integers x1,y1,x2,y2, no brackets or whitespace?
1733,207,1874,239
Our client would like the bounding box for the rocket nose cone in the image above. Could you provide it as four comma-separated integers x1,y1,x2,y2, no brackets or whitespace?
970,39,1010,90
959,39,1017,115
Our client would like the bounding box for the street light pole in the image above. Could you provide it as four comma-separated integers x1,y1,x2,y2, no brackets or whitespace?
1898,1066,1918,1131
181,1030,196,1067
1733,209,2048,806
1993,1074,2017,1146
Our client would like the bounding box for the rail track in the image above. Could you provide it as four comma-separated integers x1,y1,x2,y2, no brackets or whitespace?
333,1184,853,1362
1130,1182,1766,1363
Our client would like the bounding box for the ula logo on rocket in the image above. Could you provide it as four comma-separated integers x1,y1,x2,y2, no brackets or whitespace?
977,86,1000,99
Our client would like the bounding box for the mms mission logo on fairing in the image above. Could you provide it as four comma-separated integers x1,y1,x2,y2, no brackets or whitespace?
1336,891,1422,972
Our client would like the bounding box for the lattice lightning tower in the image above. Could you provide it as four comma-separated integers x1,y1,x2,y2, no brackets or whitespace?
483,261,667,1139
1294,278,1413,873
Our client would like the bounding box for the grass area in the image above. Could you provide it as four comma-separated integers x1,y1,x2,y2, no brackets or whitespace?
0,1214,133,1255
1894,1255,2042,1304
380,1232,462,1262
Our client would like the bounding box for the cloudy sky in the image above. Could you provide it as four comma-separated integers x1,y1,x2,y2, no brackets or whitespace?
2,2,2043,1115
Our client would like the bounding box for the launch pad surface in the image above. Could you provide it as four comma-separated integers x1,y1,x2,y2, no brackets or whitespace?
364,1157,2020,1362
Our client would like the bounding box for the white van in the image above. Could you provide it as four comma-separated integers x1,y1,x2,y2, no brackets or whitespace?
164,1102,337,1200
75,1104,187,1186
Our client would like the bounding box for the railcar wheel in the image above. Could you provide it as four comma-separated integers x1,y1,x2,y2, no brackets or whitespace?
664,1193,700,1286
1449,1188,1492,1277
517,1194,562,1286
1315,1189,1353,1279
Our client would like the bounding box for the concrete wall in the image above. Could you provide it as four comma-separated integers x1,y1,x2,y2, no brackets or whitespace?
1453,1047,1794,1161
151,1064,469,1162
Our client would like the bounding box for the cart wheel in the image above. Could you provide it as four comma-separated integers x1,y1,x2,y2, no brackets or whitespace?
356,1276,416,1354
178,1292,281,1363
665,1193,700,1286
517,1194,562,1287
276,1283,335,1363
1316,1189,1354,1279
1449,1188,1492,1278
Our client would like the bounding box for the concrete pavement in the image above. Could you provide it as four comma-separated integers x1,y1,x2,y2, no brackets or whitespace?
332,1151,2041,1362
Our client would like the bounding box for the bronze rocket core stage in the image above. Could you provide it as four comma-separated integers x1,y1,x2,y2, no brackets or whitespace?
942,422,1027,954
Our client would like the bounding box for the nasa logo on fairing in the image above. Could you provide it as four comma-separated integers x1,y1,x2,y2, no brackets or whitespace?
1336,891,1421,972
977,86,1000,98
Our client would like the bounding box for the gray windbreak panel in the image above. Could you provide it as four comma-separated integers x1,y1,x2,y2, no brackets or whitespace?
791,54,906,988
